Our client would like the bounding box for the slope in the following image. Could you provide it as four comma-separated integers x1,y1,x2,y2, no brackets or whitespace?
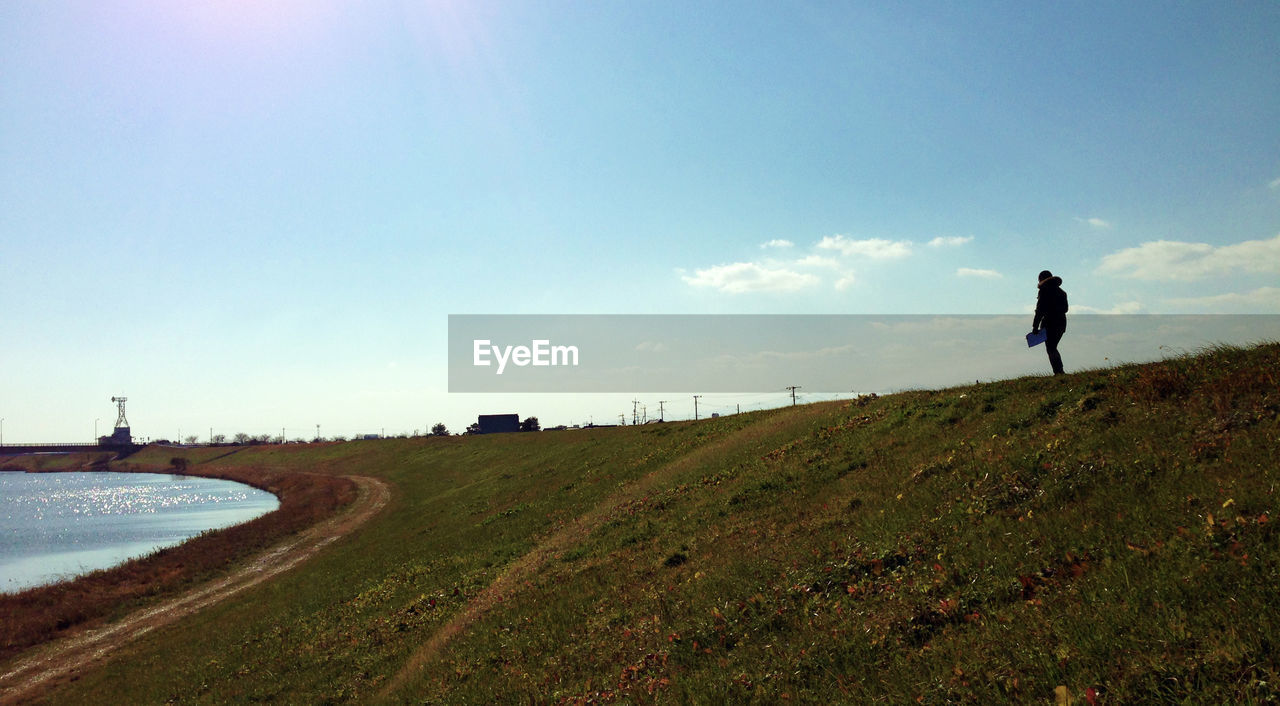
16,343,1280,703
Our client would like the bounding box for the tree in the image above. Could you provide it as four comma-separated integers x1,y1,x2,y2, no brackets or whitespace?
431,422,449,436
465,422,481,435
183,435,200,445
212,434,227,444
233,432,251,445
520,416,540,432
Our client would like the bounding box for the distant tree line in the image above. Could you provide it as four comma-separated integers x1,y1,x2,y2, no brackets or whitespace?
187,418,542,445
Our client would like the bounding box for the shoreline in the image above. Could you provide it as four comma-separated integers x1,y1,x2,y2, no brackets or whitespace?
0,452,360,666
1,470,281,595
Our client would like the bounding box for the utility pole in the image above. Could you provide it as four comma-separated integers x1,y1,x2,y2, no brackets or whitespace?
642,405,647,424
785,385,801,406
693,394,702,420
631,399,640,426
737,404,740,415
657,400,667,421
94,418,100,441
619,414,626,426
316,424,320,442
281,427,286,444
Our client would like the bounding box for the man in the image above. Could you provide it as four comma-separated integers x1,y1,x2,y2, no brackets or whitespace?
1032,269,1068,375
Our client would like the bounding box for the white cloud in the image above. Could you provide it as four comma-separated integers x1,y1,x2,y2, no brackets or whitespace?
706,342,863,367
928,236,973,247
1269,177,1280,190
681,262,819,293
868,316,1014,334
761,239,794,249
956,267,1002,279
1097,233,1280,281
1076,217,1112,229
834,273,857,291
793,255,841,269
1073,301,1144,314
1163,287,1280,313
816,235,913,259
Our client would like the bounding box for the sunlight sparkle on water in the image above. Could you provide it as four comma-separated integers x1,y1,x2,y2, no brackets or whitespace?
0,472,278,593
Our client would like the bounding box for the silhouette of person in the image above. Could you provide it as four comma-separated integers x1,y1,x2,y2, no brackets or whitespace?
1032,269,1068,375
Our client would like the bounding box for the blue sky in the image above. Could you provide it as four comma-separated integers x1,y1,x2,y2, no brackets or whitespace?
2,2,1278,442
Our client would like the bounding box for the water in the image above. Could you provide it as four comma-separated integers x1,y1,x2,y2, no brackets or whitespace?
0,471,279,593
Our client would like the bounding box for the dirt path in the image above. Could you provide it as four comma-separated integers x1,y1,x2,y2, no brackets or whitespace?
378,407,819,699
377,500,600,698
0,475,391,705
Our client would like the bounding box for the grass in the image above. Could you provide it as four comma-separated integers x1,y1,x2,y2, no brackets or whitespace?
4,342,1279,703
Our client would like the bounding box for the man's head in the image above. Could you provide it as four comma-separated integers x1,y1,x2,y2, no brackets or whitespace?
1038,269,1053,283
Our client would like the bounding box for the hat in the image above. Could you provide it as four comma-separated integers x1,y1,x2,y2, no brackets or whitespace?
1038,270,1053,282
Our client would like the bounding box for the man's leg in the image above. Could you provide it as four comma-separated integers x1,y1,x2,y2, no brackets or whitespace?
1045,327,1065,375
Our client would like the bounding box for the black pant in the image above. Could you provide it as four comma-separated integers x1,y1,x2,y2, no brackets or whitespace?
1045,326,1065,375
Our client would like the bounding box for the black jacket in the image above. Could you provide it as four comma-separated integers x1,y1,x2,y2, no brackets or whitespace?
1033,276,1068,331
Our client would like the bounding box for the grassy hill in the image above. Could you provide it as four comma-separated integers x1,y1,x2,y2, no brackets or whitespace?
12,343,1280,703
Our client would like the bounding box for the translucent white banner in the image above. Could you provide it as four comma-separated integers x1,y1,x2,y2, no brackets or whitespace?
448,315,1280,393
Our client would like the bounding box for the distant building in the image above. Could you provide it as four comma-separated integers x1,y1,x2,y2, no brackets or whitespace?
477,414,520,434
98,426,132,447
101,397,134,447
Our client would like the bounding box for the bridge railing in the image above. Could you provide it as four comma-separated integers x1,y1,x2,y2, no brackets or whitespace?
0,442,106,449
